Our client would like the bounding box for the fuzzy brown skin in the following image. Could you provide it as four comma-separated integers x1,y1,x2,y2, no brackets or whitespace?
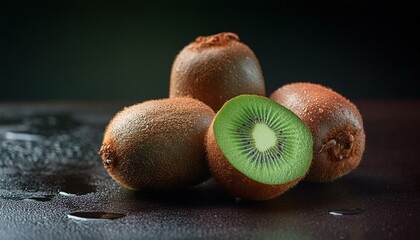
270,82,365,182
206,121,301,201
99,98,215,190
170,32,266,111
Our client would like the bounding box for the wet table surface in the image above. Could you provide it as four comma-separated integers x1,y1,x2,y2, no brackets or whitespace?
0,101,419,240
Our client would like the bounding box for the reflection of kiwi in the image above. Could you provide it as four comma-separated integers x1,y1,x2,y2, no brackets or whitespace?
170,32,266,111
99,98,215,190
206,95,313,201
270,82,365,182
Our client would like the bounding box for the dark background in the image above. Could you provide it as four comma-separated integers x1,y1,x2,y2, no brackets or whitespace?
1,0,418,101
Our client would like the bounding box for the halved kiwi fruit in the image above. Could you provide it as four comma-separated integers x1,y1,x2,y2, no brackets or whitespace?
206,95,313,201
270,82,366,182
99,97,215,191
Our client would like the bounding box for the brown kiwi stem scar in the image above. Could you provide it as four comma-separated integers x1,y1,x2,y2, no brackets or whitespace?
194,32,240,48
318,139,337,153
320,132,355,161
99,144,115,168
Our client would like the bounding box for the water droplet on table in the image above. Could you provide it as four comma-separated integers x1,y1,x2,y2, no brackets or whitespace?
24,195,54,202
4,132,44,141
329,208,364,216
68,212,126,220
58,175,96,196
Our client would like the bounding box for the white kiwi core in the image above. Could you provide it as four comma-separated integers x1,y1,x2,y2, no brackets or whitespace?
252,123,277,152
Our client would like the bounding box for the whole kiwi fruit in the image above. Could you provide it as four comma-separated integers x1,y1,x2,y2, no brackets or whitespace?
206,95,313,201
270,82,366,182
99,97,215,190
170,32,266,111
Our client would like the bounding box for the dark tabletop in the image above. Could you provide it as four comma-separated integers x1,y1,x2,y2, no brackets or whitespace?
0,100,419,240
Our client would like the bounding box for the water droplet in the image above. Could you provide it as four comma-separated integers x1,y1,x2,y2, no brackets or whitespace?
68,212,126,220
58,175,96,196
329,208,364,216
318,108,324,113
4,132,44,141
24,195,54,202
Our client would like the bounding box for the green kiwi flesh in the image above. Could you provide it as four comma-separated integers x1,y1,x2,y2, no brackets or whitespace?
212,95,313,185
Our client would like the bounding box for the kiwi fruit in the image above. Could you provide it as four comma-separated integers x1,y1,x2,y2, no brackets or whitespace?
169,32,266,111
270,82,366,182
99,97,215,190
205,95,313,201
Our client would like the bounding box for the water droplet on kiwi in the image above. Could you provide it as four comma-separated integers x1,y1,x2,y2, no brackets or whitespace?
68,211,126,220
318,108,324,113
329,208,364,216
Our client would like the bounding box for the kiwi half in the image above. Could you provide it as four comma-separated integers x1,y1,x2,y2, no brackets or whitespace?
270,82,366,182
99,97,215,191
206,95,313,200
170,32,266,111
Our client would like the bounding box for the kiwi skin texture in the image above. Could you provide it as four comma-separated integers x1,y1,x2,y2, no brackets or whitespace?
270,82,366,182
99,97,215,191
206,120,301,201
170,32,266,111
